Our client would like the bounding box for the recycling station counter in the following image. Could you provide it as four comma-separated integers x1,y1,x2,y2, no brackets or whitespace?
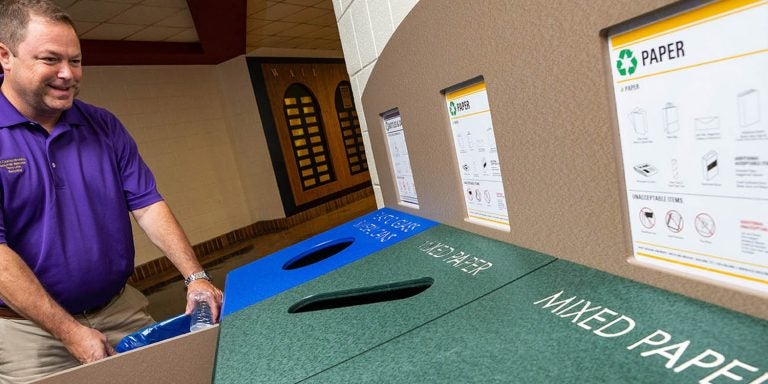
212,226,768,383
213,224,555,383
34,210,768,384
301,260,768,383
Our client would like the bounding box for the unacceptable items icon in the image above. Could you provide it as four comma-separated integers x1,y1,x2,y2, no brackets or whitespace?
639,207,655,229
694,213,716,238
665,210,683,233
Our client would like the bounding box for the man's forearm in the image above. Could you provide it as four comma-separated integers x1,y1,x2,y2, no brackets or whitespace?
0,244,81,339
131,201,223,320
131,201,203,278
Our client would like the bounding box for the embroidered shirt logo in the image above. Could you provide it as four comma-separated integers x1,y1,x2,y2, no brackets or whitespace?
0,157,27,174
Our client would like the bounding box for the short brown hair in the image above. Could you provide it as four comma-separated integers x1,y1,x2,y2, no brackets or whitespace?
0,0,75,54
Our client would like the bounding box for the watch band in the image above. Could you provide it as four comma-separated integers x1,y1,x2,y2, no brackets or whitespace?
184,270,212,287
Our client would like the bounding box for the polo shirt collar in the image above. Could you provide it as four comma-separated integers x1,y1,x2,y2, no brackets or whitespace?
0,75,88,129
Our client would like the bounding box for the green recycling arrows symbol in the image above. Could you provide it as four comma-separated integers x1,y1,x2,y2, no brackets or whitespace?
616,49,638,76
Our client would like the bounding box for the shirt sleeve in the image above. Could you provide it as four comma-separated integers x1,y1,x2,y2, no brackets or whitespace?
0,186,6,244
102,110,164,211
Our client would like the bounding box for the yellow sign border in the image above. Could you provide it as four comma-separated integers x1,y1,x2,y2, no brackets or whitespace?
445,81,486,101
612,0,766,49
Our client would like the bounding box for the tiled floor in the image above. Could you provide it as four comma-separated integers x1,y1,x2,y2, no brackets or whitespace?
145,195,377,321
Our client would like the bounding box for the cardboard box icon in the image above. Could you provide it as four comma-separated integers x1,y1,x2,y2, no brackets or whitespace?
738,89,760,127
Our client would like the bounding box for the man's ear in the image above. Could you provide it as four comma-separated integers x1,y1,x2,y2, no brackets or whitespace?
0,43,13,73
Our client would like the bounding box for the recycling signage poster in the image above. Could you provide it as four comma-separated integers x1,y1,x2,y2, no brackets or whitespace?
445,80,509,230
609,0,768,293
382,109,420,207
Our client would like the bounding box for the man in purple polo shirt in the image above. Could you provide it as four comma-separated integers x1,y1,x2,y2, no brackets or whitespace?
0,1,222,381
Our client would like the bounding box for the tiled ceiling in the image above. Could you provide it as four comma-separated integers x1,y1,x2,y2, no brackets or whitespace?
50,0,341,64
53,0,199,42
246,0,341,52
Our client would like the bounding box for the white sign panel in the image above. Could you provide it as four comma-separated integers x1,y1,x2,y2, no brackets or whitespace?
446,81,509,229
609,0,768,292
383,110,419,207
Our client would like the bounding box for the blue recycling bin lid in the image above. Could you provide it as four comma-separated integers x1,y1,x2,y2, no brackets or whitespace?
220,208,437,317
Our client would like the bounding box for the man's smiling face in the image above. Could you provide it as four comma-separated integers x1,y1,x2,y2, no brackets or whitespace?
1,14,82,124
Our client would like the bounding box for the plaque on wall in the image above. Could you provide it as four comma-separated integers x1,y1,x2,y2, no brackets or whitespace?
247,59,371,215
334,81,368,176
283,84,335,190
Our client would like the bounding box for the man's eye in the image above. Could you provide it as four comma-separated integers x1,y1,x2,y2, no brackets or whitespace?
41,57,59,63
70,59,82,66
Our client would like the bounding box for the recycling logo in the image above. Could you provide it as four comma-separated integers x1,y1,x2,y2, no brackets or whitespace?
616,49,638,76
449,101,457,116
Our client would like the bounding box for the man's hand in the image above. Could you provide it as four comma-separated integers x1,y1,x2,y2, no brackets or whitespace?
0,244,116,364
185,279,223,323
59,323,117,364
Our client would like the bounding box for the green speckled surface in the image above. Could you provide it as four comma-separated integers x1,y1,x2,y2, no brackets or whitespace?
213,225,556,384
306,260,768,383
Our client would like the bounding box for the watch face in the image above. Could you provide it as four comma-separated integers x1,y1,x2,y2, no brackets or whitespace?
185,271,212,286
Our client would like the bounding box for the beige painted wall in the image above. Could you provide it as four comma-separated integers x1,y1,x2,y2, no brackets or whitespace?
333,0,420,207
77,59,283,265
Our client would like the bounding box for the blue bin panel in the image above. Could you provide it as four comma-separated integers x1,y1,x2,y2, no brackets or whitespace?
221,208,437,317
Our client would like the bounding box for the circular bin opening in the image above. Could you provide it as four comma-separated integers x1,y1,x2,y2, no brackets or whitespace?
282,238,355,270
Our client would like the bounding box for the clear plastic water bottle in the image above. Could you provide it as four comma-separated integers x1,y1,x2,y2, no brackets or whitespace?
189,291,215,332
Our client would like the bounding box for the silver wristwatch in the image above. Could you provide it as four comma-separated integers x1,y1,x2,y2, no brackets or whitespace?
184,270,213,287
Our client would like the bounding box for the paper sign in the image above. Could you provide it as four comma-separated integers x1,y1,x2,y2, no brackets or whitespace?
609,0,768,292
445,81,509,230
382,110,419,207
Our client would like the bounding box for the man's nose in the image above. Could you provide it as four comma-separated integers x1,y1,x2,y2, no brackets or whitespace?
57,62,75,79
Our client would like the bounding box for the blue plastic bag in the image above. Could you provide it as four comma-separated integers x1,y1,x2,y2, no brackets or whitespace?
115,313,191,353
